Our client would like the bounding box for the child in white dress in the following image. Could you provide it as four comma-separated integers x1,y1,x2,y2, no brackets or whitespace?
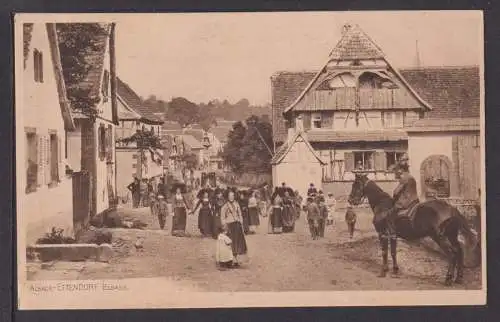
216,226,234,269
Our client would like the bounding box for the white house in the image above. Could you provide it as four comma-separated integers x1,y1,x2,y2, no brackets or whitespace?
406,118,480,201
115,77,164,200
18,23,75,244
60,23,118,227
270,131,326,198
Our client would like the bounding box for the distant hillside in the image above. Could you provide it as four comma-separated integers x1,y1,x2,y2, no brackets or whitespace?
142,95,271,127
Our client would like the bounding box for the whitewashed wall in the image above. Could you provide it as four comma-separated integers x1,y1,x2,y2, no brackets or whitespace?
408,133,453,199
18,23,74,243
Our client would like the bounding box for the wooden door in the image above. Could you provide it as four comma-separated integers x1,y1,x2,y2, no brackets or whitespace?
421,155,451,198
72,171,92,238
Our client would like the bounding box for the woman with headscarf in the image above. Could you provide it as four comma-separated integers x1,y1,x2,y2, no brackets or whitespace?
191,190,214,237
171,186,191,237
247,190,260,234
220,190,248,266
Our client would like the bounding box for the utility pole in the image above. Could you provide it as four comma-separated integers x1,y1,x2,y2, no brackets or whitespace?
415,39,422,68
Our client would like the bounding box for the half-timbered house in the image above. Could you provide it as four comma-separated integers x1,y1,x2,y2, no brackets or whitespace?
271,24,480,198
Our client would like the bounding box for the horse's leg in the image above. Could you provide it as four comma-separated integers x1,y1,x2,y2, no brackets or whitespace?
390,237,399,275
378,234,389,277
448,228,464,284
388,218,399,275
431,233,456,286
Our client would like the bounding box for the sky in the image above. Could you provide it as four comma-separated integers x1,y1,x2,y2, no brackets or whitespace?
111,11,482,105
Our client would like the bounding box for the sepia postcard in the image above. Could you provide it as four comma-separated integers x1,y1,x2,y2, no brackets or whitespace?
15,11,486,309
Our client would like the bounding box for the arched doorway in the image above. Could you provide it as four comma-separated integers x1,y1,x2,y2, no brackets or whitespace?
420,155,452,199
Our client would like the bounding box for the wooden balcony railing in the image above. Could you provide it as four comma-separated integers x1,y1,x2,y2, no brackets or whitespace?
301,88,415,110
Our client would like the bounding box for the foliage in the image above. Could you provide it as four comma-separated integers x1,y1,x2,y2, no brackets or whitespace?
117,128,163,149
36,227,76,244
56,23,108,118
142,95,271,127
221,115,273,174
181,153,199,170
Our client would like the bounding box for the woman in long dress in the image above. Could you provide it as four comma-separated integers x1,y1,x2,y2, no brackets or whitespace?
238,190,250,235
211,190,225,239
247,191,260,234
268,194,283,234
171,187,191,237
191,191,213,237
281,191,296,233
220,191,248,265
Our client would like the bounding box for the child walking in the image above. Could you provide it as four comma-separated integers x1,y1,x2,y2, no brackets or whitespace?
215,226,234,270
345,205,357,238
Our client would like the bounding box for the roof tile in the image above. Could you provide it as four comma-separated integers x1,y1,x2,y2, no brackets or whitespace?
117,77,163,124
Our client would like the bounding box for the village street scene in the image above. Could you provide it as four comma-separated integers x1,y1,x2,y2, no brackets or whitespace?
18,12,483,294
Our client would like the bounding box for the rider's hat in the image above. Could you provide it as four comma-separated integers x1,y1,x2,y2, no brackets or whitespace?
399,153,409,162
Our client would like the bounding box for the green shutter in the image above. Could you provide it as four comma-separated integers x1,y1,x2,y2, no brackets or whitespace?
345,152,355,171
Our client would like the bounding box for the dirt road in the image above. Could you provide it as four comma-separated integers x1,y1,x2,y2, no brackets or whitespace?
30,205,482,291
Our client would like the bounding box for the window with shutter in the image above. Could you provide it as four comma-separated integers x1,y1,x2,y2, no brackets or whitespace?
49,133,59,184
25,130,38,193
344,152,355,171
106,125,113,162
37,135,44,186
99,125,106,161
43,135,50,185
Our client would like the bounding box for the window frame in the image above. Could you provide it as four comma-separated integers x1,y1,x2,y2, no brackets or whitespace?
311,113,322,129
385,151,405,171
25,128,38,193
353,150,375,171
48,131,60,187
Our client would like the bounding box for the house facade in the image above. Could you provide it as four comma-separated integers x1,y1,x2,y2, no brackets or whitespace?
19,23,76,244
406,118,480,201
271,132,326,198
115,77,164,200
59,23,118,225
271,24,480,198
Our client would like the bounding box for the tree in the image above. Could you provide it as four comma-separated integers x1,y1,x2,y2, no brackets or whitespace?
57,23,108,117
221,115,273,174
182,153,199,170
166,97,199,127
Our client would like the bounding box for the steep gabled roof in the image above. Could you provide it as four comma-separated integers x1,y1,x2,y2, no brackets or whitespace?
400,66,480,119
329,24,385,60
57,23,110,114
270,131,326,165
117,77,163,124
46,23,75,131
271,66,480,142
181,134,203,150
282,24,432,115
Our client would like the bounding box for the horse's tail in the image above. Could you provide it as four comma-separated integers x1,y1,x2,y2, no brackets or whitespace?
455,208,478,246
454,207,481,268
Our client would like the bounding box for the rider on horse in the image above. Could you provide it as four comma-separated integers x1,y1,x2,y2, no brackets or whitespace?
388,153,420,238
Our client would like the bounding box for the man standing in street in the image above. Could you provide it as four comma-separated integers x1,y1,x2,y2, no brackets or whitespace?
127,176,140,208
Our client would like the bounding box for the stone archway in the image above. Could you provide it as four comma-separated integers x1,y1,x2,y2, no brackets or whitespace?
420,155,452,199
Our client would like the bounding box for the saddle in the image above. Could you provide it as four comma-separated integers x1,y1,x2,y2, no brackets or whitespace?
395,201,420,222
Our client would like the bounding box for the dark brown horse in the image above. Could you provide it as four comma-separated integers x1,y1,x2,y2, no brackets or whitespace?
348,174,479,286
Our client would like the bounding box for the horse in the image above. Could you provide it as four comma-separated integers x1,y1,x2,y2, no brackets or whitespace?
347,174,479,286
